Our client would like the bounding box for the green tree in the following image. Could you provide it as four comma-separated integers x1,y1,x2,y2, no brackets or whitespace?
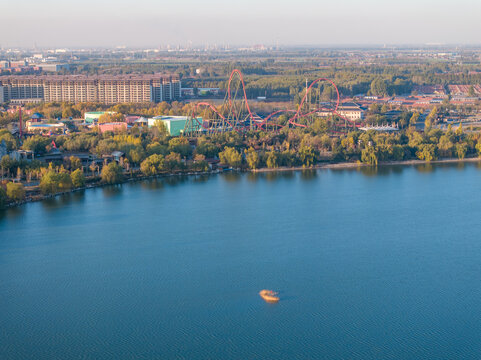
192,154,208,172
128,148,146,165
409,112,420,127
424,117,432,132
426,107,438,124
40,170,73,194
456,123,463,136
219,147,242,168
89,161,99,176
57,171,73,191
370,78,388,96
245,147,260,169
391,145,405,161
266,151,279,169
0,186,7,208
476,142,481,157
6,182,25,201
140,154,165,176
62,106,81,119
152,120,168,136
98,112,124,123
280,150,297,167
164,152,183,171
101,162,124,184
69,156,82,171
438,135,454,157
22,136,50,155
168,137,192,157
1,155,13,178
71,169,86,188
455,143,468,159
196,141,219,158
361,146,378,166
416,144,437,162
40,170,59,194
298,145,316,167
0,129,18,150
146,142,168,156
408,131,424,147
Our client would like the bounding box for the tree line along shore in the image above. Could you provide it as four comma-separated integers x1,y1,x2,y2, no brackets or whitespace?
1,116,481,209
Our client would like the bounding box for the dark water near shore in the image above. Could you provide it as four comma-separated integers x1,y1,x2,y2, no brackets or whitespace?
2,163,481,359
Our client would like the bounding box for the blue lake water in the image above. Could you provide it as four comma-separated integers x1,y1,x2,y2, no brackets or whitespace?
2,163,481,359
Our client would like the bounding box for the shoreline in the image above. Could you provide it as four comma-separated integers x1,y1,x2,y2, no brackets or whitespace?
3,156,481,209
252,156,481,173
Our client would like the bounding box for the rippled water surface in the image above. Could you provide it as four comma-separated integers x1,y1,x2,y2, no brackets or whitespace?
2,163,481,359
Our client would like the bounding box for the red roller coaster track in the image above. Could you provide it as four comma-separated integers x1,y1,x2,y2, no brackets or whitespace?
186,69,358,135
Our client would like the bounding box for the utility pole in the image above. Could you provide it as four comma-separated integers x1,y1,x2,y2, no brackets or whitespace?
18,106,23,139
305,78,308,99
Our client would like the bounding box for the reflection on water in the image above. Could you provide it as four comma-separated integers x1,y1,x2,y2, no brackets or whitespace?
415,163,434,173
101,184,124,198
265,172,282,182
359,166,379,177
140,179,165,191
246,172,259,182
40,192,86,210
299,169,317,181
163,175,189,186
0,205,23,222
222,171,242,182
140,174,210,191
191,174,210,184
359,165,405,177
247,170,297,182
4,162,481,217
2,162,481,359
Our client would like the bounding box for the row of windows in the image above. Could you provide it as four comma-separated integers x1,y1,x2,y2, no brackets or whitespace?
1,82,181,103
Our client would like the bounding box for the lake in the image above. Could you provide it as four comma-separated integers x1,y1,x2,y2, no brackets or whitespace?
1,163,481,359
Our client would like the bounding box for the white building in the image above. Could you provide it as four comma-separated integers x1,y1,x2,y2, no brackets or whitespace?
318,103,365,121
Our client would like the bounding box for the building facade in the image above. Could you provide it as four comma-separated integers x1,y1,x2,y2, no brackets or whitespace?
0,74,181,104
148,115,202,136
318,103,365,121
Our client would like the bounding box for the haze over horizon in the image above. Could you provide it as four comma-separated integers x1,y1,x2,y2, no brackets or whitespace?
2,0,481,48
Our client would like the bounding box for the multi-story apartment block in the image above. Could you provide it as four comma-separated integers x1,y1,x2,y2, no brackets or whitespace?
0,74,181,104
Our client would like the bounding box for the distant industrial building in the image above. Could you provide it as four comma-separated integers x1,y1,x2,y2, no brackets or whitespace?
0,74,181,104
39,63,70,72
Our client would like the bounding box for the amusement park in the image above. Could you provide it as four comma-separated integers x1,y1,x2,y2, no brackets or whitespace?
182,69,367,137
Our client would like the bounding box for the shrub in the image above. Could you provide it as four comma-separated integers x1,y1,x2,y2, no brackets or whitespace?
71,169,86,188
101,162,124,184
6,182,25,201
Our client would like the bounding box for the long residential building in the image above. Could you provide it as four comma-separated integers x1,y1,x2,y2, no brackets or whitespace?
0,74,181,104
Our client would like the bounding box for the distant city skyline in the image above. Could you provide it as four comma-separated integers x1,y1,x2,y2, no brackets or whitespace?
3,0,481,47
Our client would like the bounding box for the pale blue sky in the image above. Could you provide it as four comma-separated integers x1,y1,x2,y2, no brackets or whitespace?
2,0,480,47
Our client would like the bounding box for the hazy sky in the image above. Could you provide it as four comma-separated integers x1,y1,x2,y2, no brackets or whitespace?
2,0,481,47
